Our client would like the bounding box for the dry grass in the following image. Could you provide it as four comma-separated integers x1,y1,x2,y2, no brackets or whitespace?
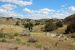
0,42,40,50
0,24,75,50
30,32,75,50
54,25,67,34
0,24,25,33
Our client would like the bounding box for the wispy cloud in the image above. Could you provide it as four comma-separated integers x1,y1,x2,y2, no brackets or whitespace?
23,7,73,19
1,4,16,11
0,0,75,19
24,8,32,14
0,4,23,18
68,6,75,13
0,0,32,6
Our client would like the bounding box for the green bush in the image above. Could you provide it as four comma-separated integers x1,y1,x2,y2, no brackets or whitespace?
1,38,7,42
16,37,22,44
64,23,75,34
15,21,20,26
14,33,19,36
24,22,33,32
35,22,40,25
0,32,14,39
43,22,57,32
35,44,42,49
7,34,14,39
0,38,7,42
56,21,63,27
0,33,6,38
71,35,75,38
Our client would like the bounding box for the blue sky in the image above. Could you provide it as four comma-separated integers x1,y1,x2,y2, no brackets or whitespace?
0,0,75,19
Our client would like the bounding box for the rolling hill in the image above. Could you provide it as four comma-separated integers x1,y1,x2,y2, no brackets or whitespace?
64,14,75,24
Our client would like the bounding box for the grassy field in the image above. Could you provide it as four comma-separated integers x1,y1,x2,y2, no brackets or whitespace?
0,31,74,50
0,23,75,50
0,24,25,33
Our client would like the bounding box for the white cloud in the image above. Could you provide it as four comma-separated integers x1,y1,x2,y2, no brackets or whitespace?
0,8,23,18
23,8,56,19
0,0,32,18
24,8,32,14
0,3,75,19
24,8,55,14
50,13,70,19
23,8,73,19
40,8,55,15
68,6,75,11
1,4,16,11
64,6,75,15
0,4,23,18
23,6,75,19
0,0,32,6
